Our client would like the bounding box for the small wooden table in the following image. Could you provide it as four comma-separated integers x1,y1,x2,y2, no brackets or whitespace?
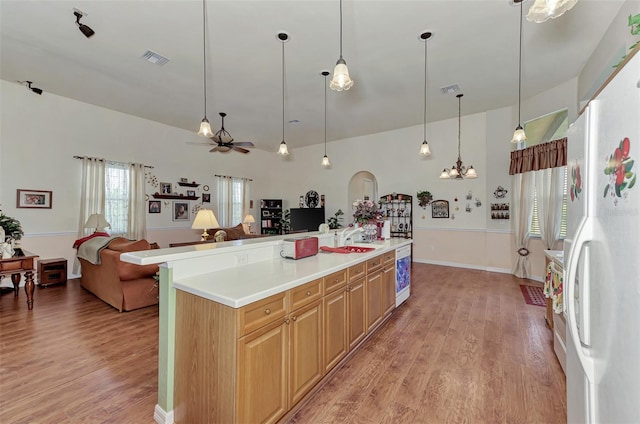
0,249,39,310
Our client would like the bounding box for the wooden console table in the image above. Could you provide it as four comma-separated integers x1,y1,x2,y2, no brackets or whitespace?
0,249,39,310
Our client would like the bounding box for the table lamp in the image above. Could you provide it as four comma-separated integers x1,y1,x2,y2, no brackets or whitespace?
192,209,219,241
84,213,110,233
243,214,256,234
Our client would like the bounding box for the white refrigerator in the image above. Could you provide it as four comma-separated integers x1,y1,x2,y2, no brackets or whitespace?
564,48,639,423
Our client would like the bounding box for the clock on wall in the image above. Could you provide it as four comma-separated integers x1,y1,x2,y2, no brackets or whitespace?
305,190,319,208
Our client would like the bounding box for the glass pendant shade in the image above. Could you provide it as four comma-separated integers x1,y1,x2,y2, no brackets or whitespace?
198,117,213,137
439,169,450,179
278,140,289,156
330,58,353,92
527,0,579,23
449,167,459,178
419,141,431,156
511,125,527,143
322,155,331,167
465,166,478,179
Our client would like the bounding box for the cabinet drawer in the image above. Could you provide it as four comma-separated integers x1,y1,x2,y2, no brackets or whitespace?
239,292,287,337
348,262,366,282
366,254,384,273
382,250,395,265
324,269,347,294
289,278,323,311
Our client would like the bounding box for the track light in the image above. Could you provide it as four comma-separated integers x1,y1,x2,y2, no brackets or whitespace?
19,81,43,95
74,10,95,38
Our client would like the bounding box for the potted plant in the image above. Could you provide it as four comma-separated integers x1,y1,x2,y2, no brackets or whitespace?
0,208,23,242
417,190,433,208
327,209,344,229
279,209,291,234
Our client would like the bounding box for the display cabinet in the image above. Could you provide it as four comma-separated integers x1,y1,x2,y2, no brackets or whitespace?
379,193,412,239
260,199,283,235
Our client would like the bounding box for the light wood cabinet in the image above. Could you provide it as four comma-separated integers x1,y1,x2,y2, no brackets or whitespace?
288,299,323,406
366,269,384,332
323,288,348,372
348,276,366,350
237,320,288,424
383,263,396,316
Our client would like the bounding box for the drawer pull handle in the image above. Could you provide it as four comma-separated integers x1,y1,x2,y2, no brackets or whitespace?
292,316,297,321
285,318,290,325
264,308,271,315
306,291,311,296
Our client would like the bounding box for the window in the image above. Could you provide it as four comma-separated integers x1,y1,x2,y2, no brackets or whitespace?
105,161,130,235
216,176,249,227
530,168,568,239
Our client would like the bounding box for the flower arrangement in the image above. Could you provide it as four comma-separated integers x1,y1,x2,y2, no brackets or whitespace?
327,209,344,229
352,199,380,225
0,208,23,240
417,190,433,208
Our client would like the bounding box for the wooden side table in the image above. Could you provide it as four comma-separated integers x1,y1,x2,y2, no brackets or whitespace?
0,249,39,310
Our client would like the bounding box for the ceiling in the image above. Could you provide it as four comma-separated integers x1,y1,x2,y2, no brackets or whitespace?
0,1,625,152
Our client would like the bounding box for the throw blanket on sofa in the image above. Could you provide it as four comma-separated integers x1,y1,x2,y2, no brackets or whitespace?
77,236,118,265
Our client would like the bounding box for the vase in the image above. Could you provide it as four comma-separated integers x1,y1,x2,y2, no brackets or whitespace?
362,220,378,243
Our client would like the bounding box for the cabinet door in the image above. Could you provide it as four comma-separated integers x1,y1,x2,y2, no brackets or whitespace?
366,270,383,332
323,288,348,373
237,320,288,424
383,263,396,316
348,277,366,350
289,300,323,407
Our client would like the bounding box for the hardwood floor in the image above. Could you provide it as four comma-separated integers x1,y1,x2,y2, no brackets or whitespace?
0,264,566,423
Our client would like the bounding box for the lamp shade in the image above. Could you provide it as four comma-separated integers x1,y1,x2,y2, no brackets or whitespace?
198,117,213,137
84,214,110,231
419,141,431,156
278,140,289,156
330,59,354,92
192,209,219,240
527,0,579,23
511,126,527,143
243,214,255,224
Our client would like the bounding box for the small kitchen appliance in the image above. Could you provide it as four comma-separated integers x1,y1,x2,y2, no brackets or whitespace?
282,237,319,260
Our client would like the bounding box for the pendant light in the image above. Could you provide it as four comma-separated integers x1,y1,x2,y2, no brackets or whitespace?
440,94,477,180
197,0,212,137
277,32,290,155
329,0,354,91
527,0,579,23
511,0,527,144
418,31,433,157
321,70,331,167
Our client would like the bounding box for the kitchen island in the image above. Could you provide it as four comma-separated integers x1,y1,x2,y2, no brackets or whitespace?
121,233,411,424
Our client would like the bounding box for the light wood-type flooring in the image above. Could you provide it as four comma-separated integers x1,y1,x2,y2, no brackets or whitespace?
0,263,566,423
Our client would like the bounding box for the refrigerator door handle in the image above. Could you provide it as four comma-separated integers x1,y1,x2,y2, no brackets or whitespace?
565,217,595,384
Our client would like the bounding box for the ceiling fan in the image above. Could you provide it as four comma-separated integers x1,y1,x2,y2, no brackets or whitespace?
189,112,255,154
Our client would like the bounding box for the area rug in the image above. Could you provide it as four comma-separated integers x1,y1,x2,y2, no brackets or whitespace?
520,285,546,307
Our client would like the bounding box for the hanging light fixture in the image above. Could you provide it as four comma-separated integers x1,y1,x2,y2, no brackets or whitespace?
526,0,579,23
329,0,354,91
277,32,290,155
418,31,433,157
511,0,527,144
197,0,213,137
439,94,477,180
321,70,331,167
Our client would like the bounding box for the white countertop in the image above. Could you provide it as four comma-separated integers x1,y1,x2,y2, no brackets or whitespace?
172,238,410,308
544,249,564,267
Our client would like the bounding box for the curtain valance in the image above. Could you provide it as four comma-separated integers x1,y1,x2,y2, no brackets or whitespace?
509,137,567,175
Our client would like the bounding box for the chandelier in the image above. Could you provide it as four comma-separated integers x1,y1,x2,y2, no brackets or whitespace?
439,94,477,180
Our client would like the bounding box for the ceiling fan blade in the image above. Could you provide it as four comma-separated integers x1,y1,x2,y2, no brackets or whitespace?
186,141,214,146
209,146,222,153
233,146,250,154
233,141,255,147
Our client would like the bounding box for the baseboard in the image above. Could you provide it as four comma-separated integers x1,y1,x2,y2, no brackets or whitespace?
414,259,544,282
154,404,174,424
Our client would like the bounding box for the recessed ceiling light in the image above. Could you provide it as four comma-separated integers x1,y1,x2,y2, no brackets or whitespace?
142,50,170,66
440,84,460,95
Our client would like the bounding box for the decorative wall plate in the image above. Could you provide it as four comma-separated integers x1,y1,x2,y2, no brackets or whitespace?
494,186,508,198
202,185,209,192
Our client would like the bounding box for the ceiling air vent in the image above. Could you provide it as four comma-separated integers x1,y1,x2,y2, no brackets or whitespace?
142,50,170,66
440,84,460,95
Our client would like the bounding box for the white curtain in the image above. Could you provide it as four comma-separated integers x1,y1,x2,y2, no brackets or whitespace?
512,172,535,278
128,163,147,240
242,179,251,234
535,166,566,249
75,157,105,273
216,176,251,228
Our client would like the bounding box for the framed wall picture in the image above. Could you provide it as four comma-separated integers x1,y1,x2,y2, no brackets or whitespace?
160,182,172,194
431,199,449,218
148,200,161,214
16,189,52,209
173,201,189,221
186,190,196,197
202,193,211,203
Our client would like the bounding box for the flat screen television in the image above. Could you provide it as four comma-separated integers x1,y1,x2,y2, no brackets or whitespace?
290,208,325,233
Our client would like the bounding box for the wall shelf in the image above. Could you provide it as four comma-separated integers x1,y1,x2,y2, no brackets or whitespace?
177,182,200,187
153,194,199,200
